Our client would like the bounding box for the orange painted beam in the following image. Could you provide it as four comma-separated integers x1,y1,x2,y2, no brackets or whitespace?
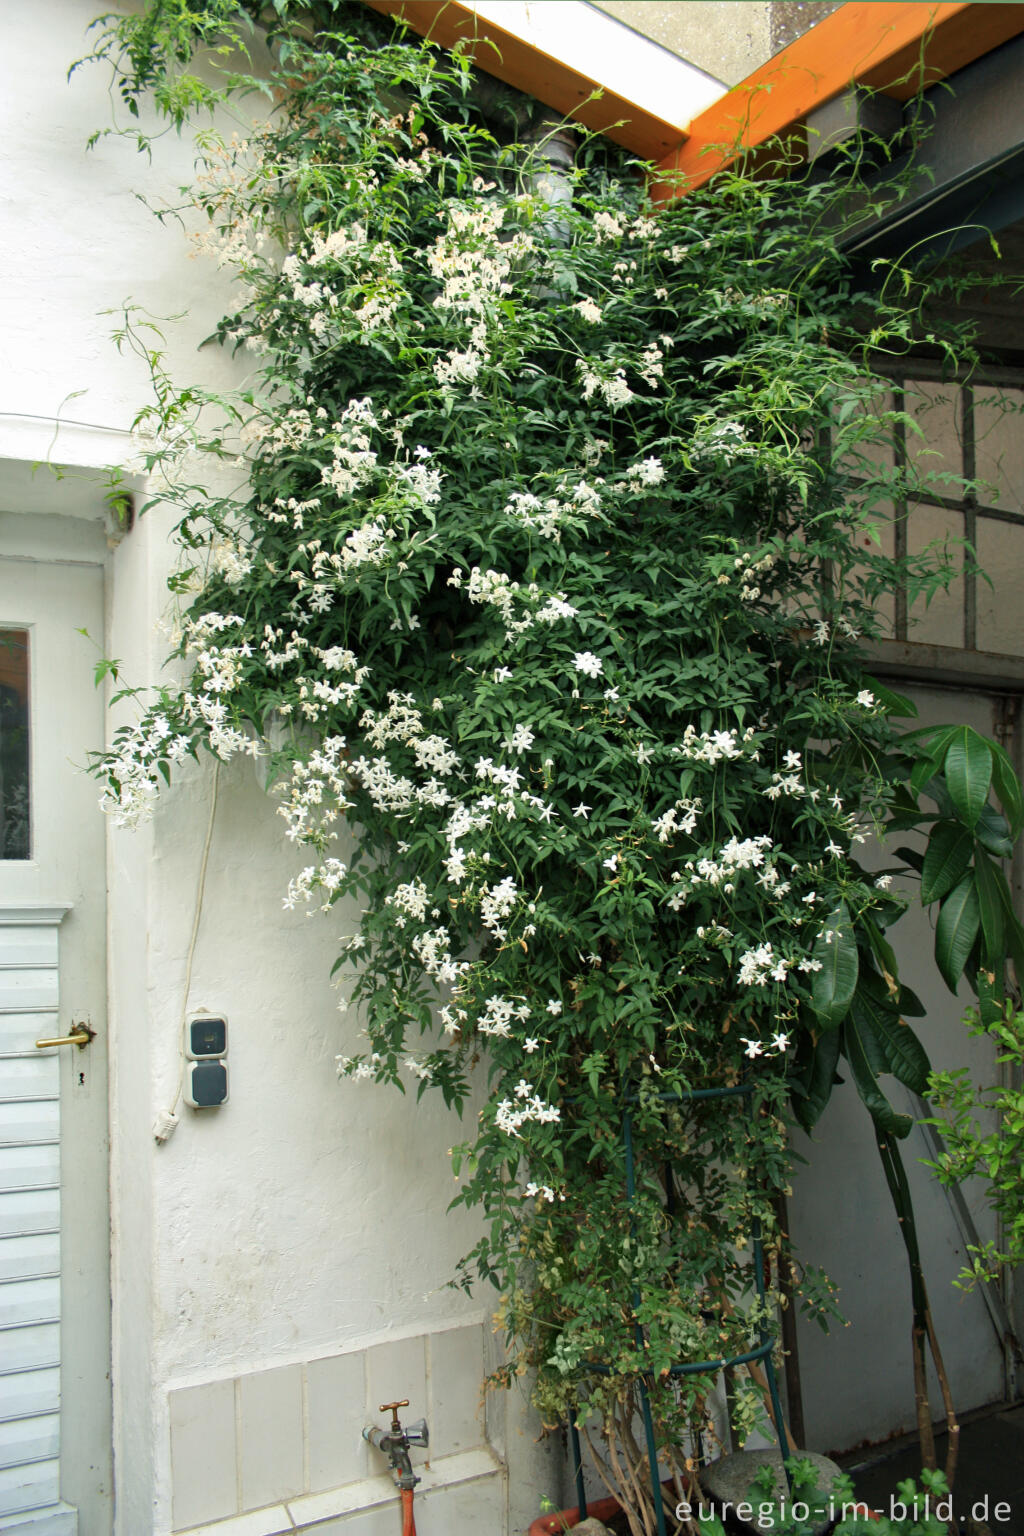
363,0,690,159
653,2,1024,199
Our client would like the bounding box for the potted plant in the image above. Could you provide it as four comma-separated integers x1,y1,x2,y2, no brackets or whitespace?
84,7,1023,1535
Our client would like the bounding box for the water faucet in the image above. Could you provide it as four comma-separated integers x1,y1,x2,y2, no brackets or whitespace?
363,1400,429,1491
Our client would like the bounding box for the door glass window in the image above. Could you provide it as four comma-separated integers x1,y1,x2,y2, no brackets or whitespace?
0,628,30,858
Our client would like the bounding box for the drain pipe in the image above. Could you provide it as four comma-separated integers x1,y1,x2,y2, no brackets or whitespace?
523,114,578,210
364,1400,429,1536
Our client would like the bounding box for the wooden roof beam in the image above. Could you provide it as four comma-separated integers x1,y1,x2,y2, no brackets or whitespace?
652,2,1024,199
362,0,726,160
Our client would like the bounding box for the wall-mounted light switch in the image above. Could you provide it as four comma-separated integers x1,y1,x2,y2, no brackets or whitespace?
186,1013,228,1060
184,1012,229,1107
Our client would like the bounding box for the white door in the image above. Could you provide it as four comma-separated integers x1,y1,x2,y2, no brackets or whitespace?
0,517,112,1536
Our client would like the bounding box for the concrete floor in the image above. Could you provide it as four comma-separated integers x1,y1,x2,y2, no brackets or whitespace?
842,1403,1024,1536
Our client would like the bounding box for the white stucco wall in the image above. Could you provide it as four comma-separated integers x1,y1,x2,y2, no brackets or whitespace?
2,6,556,1532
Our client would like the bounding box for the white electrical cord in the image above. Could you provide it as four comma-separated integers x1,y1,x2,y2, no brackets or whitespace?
153,761,221,1143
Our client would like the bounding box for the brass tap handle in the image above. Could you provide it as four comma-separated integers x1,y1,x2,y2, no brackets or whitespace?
379,1399,410,1432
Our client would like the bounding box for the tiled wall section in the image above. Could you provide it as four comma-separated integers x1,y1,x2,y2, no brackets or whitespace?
168,1324,500,1534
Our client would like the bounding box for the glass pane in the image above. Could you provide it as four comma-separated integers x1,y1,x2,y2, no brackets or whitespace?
977,517,1024,656
974,386,1024,511
904,380,964,499
906,502,964,647
0,629,30,859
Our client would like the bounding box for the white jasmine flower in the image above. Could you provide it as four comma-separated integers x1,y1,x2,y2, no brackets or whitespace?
573,651,604,678
523,1037,540,1053
546,999,563,1016
856,689,876,708
771,1032,791,1052
875,874,893,890
493,666,513,683
603,853,619,872
742,1038,764,1058
573,803,591,819
627,456,665,486
506,723,536,754
604,686,620,702
574,297,603,324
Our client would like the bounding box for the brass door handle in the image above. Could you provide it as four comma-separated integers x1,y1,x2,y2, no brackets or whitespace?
35,1024,95,1050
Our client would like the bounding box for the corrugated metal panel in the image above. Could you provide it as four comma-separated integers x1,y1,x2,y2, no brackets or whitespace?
0,918,63,1522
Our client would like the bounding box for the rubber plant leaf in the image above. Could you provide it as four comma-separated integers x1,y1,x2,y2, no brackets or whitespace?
972,850,1006,969
865,679,917,718
842,1012,913,1138
852,973,931,1093
989,736,1024,838
791,1027,842,1133
974,803,1014,859
934,874,981,993
920,820,973,903
943,726,993,829
995,872,1024,983
811,900,858,1029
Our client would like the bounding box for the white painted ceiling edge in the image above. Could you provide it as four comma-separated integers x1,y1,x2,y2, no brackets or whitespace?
467,0,729,129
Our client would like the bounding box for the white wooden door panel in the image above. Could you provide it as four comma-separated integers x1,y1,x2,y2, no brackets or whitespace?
0,540,111,1535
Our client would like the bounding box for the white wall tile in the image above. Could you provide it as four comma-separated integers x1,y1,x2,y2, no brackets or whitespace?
428,1325,485,1455
418,1473,505,1531
364,1337,427,1469
239,1364,304,1512
294,1506,404,1536
307,1349,369,1492
169,1379,238,1531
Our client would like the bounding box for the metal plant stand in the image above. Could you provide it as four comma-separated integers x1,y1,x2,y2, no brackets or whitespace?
565,1082,792,1536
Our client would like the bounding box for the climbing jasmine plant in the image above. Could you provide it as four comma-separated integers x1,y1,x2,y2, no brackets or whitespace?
85,4,1023,1531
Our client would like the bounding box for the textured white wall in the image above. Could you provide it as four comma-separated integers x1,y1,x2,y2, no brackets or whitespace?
1,7,550,1532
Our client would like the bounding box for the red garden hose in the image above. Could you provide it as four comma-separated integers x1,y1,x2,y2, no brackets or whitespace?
401,1486,416,1536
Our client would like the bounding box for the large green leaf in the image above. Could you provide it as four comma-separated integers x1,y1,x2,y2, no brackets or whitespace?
811,902,858,1029
864,679,917,718
934,874,981,992
995,873,1024,985
894,844,924,875
989,737,1023,838
943,726,993,829
842,1015,913,1137
974,803,1014,859
791,1028,842,1133
850,977,931,1093
920,821,973,903
972,850,1006,968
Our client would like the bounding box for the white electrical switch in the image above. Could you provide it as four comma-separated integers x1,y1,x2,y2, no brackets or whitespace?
184,1012,229,1107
